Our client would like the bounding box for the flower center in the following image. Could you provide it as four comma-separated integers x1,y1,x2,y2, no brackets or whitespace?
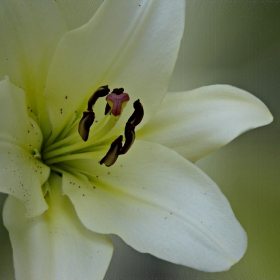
42,86,144,168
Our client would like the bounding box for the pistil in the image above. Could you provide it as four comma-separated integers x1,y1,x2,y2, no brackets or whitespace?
42,85,144,168
105,88,130,116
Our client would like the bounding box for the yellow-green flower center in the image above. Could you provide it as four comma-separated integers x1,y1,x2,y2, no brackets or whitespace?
41,86,144,168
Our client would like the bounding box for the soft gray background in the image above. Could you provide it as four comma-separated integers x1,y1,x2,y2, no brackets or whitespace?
0,1,279,279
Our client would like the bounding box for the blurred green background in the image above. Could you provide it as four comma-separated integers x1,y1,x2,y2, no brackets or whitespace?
0,1,279,279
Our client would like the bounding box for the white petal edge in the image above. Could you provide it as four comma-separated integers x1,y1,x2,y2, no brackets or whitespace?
138,85,273,162
3,173,113,280
43,0,185,143
0,0,67,119
61,140,247,272
0,77,49,217
55,0,103,30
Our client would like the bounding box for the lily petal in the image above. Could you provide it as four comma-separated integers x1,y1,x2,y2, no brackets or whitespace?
0,78,49,217
55,0,103,30
138,85,273,162
43,0,185,143
3,173,113,280
0,0,67,116
62,140,247,272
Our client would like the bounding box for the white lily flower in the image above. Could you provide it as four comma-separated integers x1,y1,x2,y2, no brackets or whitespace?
0,1,273,279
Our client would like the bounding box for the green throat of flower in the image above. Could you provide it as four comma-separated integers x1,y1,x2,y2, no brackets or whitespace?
42,86,144,168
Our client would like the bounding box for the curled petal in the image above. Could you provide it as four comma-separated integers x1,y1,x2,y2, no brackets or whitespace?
44,0,185,143
0,78,49,217
0,0,67,132
62,140,247,272
139,85,273,162
3,173,113,280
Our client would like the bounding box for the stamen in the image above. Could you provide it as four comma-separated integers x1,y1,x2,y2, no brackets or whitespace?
127,99,144,126
106,89,130,116
104,103,111,115
43,114,118,161
100,135,123,167
78,85,110,141
44,86,144,169
99,99,144,166
78,111,95,141
87,85,110,110
119,122,135,155
112,88,124,95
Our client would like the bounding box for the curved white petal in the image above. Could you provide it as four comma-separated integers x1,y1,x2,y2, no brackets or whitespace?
3,173,113,280
44,0,185,143
0,0,67,116
139,85,273,162
0,78,49,217
55,0,103,30
62,140,247,272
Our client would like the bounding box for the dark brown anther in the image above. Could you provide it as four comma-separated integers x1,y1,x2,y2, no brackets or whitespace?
87,85,110,110
127,99,144,126
119,122,135,155
78,110,95,141
112,88,124,95
100,135,123,167
104,102,111,115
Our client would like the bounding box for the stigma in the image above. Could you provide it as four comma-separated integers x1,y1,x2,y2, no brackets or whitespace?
106,88,130,116
78,86,144,167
